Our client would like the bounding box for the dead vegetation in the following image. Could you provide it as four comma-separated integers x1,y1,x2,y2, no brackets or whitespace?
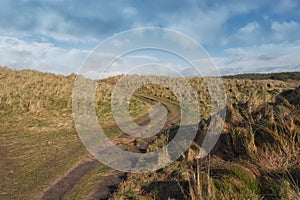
0,67,149,199
111,75,300,200
0,66,299,199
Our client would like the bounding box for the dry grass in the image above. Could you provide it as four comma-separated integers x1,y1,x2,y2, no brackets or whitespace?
1,66,299,199
111,76,300,200
0,67,150,199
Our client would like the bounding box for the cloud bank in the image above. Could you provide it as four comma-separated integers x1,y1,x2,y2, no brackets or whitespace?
0,0,299,75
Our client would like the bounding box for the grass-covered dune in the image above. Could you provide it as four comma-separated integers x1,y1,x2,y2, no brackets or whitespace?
0,66,150,199
112,74,300,199
0,66,299,199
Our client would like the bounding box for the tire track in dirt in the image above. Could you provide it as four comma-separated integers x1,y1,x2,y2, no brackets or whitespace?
39,158,98,200
39,94,180,200
88,95,181,200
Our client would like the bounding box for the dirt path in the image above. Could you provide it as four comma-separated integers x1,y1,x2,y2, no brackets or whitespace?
40,158,99,200
88,170,127,200
39,95,181,200
88,95,181,200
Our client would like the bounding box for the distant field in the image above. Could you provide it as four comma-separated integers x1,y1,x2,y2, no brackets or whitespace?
223,71,300,81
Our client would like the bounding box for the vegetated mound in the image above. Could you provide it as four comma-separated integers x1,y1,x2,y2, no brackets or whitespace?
0,66,150,199
223,71,300,81
112,75,300,200
0,66,299,199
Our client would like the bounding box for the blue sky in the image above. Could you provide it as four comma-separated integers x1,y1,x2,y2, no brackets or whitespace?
0,0,300,75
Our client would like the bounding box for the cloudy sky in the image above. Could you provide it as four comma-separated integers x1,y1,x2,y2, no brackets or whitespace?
0,0,300,75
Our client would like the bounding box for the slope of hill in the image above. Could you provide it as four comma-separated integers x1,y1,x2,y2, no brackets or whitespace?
0,66,299,199
0,66,150,199
111,75,300,199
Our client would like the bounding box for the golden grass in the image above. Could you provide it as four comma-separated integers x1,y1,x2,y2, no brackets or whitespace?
0,66,299,199
0,67,150,199
111,76,300,199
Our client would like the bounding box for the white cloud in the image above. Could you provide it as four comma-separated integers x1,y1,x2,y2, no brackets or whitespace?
122,6,137,17
127,55,159,61
162,29,199,49
164,1,263,45
214,41,300,74
111,39,123,47
0,36,89,74
235,22,263,45
111,38,130,47
0,1,299,76
271,20,300,41
272,0,299,14
167,8,229,45
238,22,260,33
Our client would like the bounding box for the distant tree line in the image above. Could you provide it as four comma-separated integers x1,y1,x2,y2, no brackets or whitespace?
223,72,300,81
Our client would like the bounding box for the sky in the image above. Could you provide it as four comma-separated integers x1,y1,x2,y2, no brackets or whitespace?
0,0,300,76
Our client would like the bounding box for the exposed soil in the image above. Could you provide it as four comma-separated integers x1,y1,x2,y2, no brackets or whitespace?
88,170,127,200
39,158,99,200
39,94,181,200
